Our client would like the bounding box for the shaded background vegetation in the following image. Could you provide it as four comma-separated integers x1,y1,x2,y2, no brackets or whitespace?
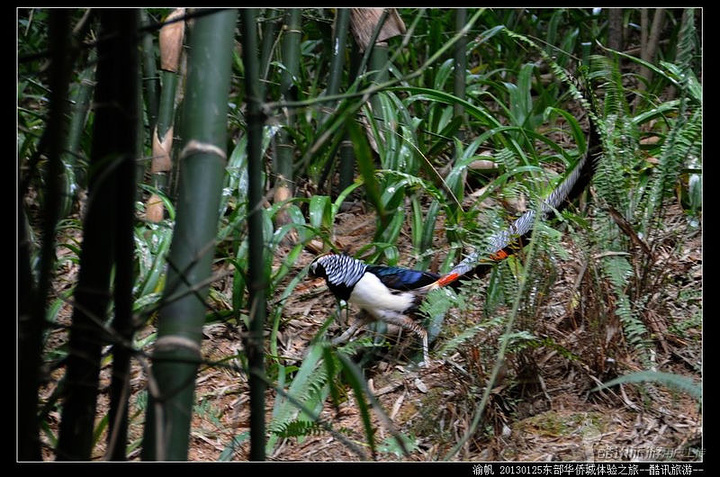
18,8,701,461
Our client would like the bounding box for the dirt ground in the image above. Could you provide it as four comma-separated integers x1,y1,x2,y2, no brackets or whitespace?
39,199,702,463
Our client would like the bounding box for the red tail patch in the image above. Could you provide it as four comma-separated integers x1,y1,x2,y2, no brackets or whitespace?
437,272,460,288
489,249,509,261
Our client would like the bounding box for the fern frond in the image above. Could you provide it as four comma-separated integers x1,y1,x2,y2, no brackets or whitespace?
267,343,332,443
420,286,464,319
271,418,325,438
642,92,702,232
439,320,499,356
638,10,701,231
674,9,700,77
587,54,640,213
600,253,650,352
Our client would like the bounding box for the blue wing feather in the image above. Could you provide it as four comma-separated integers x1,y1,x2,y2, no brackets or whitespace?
365,265,440,291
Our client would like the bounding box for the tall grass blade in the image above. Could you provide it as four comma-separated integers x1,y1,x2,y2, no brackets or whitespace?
593,371,701,401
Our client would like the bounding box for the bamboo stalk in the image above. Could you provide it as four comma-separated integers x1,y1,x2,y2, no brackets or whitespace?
107,10,141,459
634,8,666,111
141,8,237,461
330,9,355,192
259,10,278,83
241,8,268,461
56,9,139,460
368,39,388,143
60,52,94,216
327,8,350,99
607,8,623,51
638,9,666,91
19,9,73,461
273,9,301,229
140,9,160,132
447,8,469,235
146,8,186,222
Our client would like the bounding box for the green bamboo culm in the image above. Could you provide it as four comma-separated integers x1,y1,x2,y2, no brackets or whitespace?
56,9,140,461
146,9,185,223
329,9,355,192
140,9,160,132
141,8,238,461
327,9,350,100
259,11,278,83
59,49,95,216
273,9,301,225
241,8,268,461
279,9,301,100
368,28,389,123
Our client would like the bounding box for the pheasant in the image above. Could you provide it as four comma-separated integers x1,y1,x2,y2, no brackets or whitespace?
309,93,603,366
309,252,442,364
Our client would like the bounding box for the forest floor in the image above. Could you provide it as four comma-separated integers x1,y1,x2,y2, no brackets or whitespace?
41,199,702,463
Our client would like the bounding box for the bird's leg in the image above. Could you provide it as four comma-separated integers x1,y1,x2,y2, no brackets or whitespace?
332,310,368,346
378,314,430,367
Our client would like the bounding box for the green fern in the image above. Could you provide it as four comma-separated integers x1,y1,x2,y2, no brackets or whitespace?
266,342,334,452
643,103,702,232
496,26,701,366
583,27,699,361
600,253,650,351
588,55,639,214
271,418,325,438
675,10,700,71
602,9,702,233
420,286,465,320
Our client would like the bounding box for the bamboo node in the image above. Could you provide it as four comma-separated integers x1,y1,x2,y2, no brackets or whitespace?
154,335,202,356
179,139,227,161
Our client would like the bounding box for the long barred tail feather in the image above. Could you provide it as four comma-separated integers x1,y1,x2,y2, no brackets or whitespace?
313,71,604,302
437,88,603,286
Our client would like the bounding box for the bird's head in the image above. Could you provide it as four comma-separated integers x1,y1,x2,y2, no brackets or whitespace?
308,253,332,279
308,252,366,288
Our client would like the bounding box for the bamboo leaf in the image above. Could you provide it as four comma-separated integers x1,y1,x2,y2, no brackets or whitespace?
505,62,535,129
332,179,365,217
309,195,331,230
394,85,504,129
348,118,385,220
544,106,587,153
